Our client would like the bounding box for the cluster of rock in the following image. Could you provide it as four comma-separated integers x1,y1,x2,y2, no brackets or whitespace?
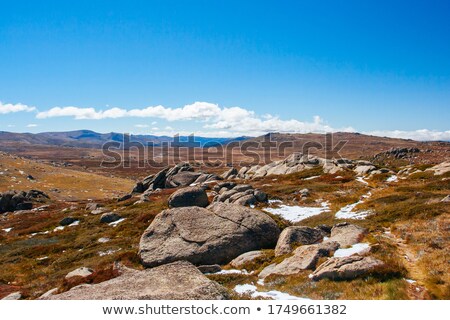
234,222,383,281
228,153,380,179
211,182,268,206
373,147,421,160
0,189,49,213
129,163,219,202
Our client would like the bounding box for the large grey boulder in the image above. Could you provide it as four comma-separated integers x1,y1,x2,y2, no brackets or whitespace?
139,203,280,268
168,186,209,208
274,226,324,256
327,223,366,247
42,261,229,300
311,255,384,281
259,242,339,278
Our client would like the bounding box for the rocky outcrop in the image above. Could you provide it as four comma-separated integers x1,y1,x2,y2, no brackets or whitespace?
426,161,450,176
139,203,280,268
221,167,238,180
310,255,384,281
0,189,49,213
373,147,421,161
42,261,229,300
131,163,220,195
168,186,209,208
259,242,339,278
235,153,365,179
274,226,325,256
212,183,267,207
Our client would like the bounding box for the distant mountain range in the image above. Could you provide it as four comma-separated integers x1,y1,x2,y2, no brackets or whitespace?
0,130,249,148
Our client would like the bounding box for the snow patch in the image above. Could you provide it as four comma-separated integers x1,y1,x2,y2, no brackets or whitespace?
335,192,372,220
386,175,398,183
264,202,330,223
109,218,126,227
212,269,251,275
68,220,79,227
334,243,370,257
304,175,320,180
53,226,65,232
2,228,13,233
234,284,309,300
356,177,369,185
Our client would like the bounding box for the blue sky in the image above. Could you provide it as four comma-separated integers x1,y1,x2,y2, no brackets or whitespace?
0,0,449,140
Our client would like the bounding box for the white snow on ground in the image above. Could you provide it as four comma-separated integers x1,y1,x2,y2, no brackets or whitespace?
335,192,372,220
386,175,398,183
264,202,330,223
53,226,65,232
98,248,121,256
212,269,251,275
2,228,13,233
36,256,49,261
304,175,320,180
268,199,282,204
333,243,370,257
405,279,417,284
98,237,110,243
68,220,79,227
356,177,369,185
109,218,126,227
234,284,309,300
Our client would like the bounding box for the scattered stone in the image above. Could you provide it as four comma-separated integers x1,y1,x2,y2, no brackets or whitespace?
230,251,264,269
65,267,94,280
43,261,229,300
168,186,209,208
274,226,324,256
197,265,222,274
100,212,122,224
311,255,384,281
60,217,77,226
254,190,268,202
139,203,280,268
260,242,340,278
327,223,367,247
85,203,102,211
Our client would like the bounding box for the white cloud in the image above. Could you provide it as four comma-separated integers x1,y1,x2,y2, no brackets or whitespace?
26,124,38,128
0,102,35,114
28,101,450,141
364,129,450,141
